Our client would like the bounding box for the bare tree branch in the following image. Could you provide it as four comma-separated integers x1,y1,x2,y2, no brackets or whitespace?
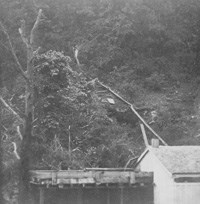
2,132,8,140
0,22,29,82
17,126,23,140
18,20,29,48
73,34,101,66
0,41,9,51
1,125,7,131
12,142,20,160
0,96,24,123
73,47,80,66
30,9,43,46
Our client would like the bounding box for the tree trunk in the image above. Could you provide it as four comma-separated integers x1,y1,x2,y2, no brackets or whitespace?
19,113,33,203
0,112,4,204
19,41,37,204
18,10,43,204
1,9,43,204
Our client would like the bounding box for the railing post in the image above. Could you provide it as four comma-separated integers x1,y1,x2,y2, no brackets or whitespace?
77,188,83,204
106,188,110,204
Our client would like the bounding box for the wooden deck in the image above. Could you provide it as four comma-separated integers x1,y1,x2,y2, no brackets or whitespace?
30,169,153,204
29,168,153,188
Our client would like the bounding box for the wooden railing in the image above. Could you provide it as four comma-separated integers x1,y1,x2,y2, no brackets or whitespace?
29,169,153,187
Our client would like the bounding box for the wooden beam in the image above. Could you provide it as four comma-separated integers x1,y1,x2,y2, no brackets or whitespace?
85,168,134,171
96,79,138,109
120,187,124,204
106,188,110,204
140,123,149,147
96,79,168,146
68,125,71,161
130,105,167,146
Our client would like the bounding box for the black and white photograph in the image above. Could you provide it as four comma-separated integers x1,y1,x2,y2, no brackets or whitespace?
0,0,200,203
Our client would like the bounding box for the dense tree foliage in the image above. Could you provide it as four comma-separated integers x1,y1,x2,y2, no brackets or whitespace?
1,0,200,202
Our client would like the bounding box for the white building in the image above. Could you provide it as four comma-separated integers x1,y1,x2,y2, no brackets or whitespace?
136,143,200,204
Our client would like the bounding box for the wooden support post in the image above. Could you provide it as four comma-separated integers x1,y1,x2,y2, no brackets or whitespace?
30,186,37,204
95,187,101,204
106,188,110,204
120,187,123,204
140,123,149,147
39,188,44,204
77,188,83,204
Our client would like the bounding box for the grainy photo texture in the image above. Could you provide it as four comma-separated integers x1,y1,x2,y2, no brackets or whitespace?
0,0,200,204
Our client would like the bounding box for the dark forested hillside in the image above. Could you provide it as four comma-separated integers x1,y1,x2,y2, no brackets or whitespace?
1,0,200,203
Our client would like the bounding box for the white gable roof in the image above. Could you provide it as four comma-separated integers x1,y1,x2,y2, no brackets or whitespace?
137,146,200,174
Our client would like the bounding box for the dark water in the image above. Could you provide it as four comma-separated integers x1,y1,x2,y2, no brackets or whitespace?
32,185,153,204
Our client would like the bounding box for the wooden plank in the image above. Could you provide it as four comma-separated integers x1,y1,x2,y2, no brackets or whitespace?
98,171,133,177
95,176,129,184
94,171,135,184
30,170,93,180
57,178,95,184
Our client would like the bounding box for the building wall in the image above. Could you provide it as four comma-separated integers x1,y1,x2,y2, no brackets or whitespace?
138,151,200,204
138,151,174,204
174,183,200,204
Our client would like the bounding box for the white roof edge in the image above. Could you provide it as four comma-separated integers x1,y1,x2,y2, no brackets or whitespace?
149,148,172,176
135,146,172,177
